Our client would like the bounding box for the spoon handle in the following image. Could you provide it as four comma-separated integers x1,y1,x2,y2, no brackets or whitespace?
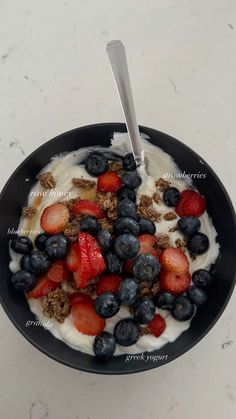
106,40,144,166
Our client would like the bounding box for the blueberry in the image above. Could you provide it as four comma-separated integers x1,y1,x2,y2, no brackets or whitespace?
121,171,142,189
187,233,209,255
84,151,108,176
171,295,194,321
123,153,136,171
163,187,180,207
45,234,68,259
80,216,100,236
114,318,140,346
133,253,160,282
20,255,39,275
117,187,136,203
10,236,33,255
93,331,116,361
105,252,123,274
118,199,137,220
154,291,175,310
192,269,212,289
10,269,37,292
177,216,201,236
133,297,156,324
114,217,140,236
97,230,112,251
94,292,120,318
30,250,51,273
187,286,208,306
119,278,139,305
114,234,140,260
139,218,156,235
35,233,50,250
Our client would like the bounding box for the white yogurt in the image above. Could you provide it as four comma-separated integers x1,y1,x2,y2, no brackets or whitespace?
9,133,220,355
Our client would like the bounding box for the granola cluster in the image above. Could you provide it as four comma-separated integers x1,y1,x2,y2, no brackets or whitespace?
108,161,124,175
22,206,37,218
155,177,171,192
72,178,96,189
137,205,162,223
39,172,56,189
42,288,70,323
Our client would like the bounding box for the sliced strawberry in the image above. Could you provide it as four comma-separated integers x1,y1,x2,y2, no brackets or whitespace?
86,233,106,278
69,292,93,306
40,203,70,234
27,275,58,299
66,243,80,272
159,247,189,274
148,314,166,337
160,269,191,295
71,301,105,335
96,274,122,295
97,171,122,193
71,199,105,219
46,260,69,283
175,189,206,217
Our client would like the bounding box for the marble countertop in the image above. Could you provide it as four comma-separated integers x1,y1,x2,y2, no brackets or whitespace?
0,1,236,418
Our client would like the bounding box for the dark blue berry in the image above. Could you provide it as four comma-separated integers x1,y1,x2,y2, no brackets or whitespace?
121,171,142,189
94,292,120,318
10,236,33,254
171,295,194,321
93,331,116,360
192,269,212,289
20,254,39,275
163,187,180,207
133,253,160,282
35,233,50,250
45,234,68,259
114,318,140,346
123,153,136,171
30,250,51,273
187,286,208,306
177,216,201,236
84,151,108,176
80,216,100,236
154,291,175,310
139,218,156,235
118,199,137,220
187,233,209,255
105,252,123,274
117,187,136,203
119,278,139,305
133,297,156,324
114,217,140,236
10,269,37,292
114,234,140,260
97,230,112,251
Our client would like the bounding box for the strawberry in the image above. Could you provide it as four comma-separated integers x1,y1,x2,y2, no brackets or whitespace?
71,199,105,219
71,300,105,335
159,247,189,274
175,189,206,217
96,274,122,295
69,292,93,306
125,234,158,273
40,203,70,234
27,275,58,299
160,269,191,295
97,171,122,193
148,314,166,337
86,233,106,277
66,243,80,272
47,260,69,283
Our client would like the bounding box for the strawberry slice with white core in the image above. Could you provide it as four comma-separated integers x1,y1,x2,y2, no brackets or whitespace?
160,269,191,295
71,301,105,335
159,247,189,274
71,199,105,219
40,203,70,234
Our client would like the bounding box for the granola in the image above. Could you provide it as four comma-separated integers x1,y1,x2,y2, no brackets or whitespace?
155,234,171,249
139,195,153,207
137,205,162,222
39,172,56,189
22,206,37,218
163,211,177,221
155,178,171,192
96,191,118,212
153,192,162,204
175,237,188,248
42,288,70,323
72,178,96,189
108,161,124,175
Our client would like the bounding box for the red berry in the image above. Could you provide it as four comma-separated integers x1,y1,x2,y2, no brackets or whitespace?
71,301,105,335
27,276,58,299
40,203,70,234
69,292,93,306
148,314,166,337
66,243,80,272
97,171,123,193
160,269,191,295
175,189,206,217
47,260,69,283
71,199,105,219
96,274,122,295
159,247,189,274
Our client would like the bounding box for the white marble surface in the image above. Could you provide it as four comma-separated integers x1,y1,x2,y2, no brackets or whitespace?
0,0,236,418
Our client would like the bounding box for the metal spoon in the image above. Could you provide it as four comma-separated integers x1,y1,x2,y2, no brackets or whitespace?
106,40,145,167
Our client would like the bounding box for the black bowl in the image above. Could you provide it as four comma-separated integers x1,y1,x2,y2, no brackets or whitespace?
0,123,236,374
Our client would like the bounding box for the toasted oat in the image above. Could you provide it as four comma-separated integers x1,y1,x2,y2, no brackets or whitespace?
107,208,119,221
163,211,177,221
108,161,124,175
153,192,162,204
64,219,81,242
139,195,153,207
175,237,188,248
99,217,113,233
137,205,162,222
22,206,37,218
138,282,153,298
61,196,80,212
39,172,56,189
155,234,171,249
169,226,178,233
72,178,96,189
155,178,171,192
96,191,118,212
42,288,70,323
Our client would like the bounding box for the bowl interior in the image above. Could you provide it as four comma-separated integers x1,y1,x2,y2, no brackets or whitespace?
0,123,236,374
